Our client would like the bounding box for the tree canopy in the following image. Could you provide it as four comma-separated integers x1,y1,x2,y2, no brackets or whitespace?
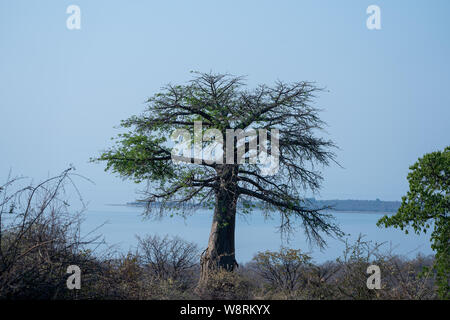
377,146,450,299
93,72,342,283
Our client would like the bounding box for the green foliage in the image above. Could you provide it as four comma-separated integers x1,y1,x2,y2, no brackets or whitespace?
377,146,450,299
90,76,225,215
94,132,175,183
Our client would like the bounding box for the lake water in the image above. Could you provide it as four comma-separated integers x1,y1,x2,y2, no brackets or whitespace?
82,205,434,264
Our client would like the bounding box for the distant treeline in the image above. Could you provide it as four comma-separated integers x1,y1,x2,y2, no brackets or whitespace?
125,198,401,213
304,198,401,213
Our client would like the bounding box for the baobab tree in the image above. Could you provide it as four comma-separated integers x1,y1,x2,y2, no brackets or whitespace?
94,72,342,286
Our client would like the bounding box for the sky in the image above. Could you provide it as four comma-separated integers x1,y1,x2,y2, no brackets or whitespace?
1,0,449,208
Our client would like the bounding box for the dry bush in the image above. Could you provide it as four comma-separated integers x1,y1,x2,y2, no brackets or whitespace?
196,268,255,300
89,235,200,300
136,234,199,289
373,254,437,299
294,261,341,299
245,235,439,300
0,169,105,299
247,248,339,300
196,269,254,300
330,235,437,300
0,170,200,300
329,235,387,299
251,248,312,291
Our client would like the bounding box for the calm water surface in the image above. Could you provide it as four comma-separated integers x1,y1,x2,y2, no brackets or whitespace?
82,205,433,263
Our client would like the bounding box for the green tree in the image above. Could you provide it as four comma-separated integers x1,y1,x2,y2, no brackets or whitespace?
377,146,450,299
93,72,342,286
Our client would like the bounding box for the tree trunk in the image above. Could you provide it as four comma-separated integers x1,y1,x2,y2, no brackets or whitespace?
198,165,239,287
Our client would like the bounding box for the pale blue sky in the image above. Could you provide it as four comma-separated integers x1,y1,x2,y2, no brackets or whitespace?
1,0,449,207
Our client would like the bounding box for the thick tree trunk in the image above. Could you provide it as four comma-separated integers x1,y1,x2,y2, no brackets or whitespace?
198,166,239,287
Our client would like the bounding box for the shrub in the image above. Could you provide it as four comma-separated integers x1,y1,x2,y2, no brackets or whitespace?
251,247,312,293
136,234,199,288
196,268,255,300
0,169,104,299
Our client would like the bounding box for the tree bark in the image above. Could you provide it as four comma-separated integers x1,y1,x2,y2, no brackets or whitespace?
198,165,239,287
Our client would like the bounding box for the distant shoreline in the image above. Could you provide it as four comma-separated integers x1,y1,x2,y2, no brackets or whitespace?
106,198,401,214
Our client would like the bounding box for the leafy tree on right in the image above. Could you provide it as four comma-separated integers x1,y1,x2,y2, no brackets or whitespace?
377,146,449,299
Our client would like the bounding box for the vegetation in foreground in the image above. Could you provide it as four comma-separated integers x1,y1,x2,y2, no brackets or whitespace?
0,169,444,300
